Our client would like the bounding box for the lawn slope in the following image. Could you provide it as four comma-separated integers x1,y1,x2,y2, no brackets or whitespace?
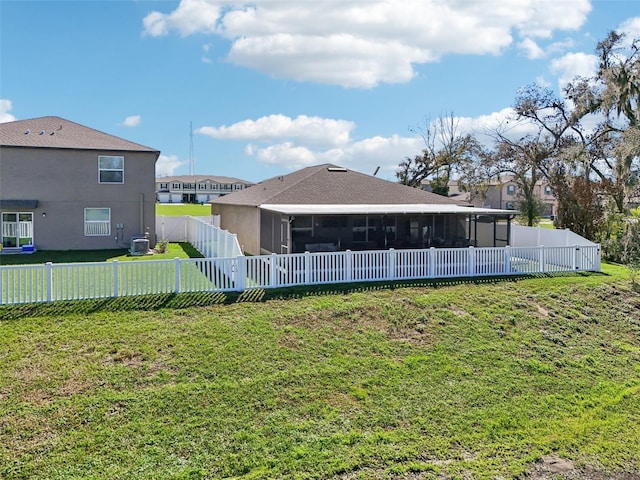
1,265,639,479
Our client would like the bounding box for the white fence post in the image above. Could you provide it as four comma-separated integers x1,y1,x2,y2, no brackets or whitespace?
174,257,181,293
345,250,353,282
429,247,435,277
388,249,396,280
539,246,545,273
467,246,475,276
304,251,311,285
270,253,277,288
235,256,246,292
503,246,511,274
232,234,239,257
46,262,53,302
113,260,119,297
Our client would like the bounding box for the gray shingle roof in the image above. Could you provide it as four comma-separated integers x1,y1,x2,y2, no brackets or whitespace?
0,116,159,153
156,175,253,184
211,164,465,207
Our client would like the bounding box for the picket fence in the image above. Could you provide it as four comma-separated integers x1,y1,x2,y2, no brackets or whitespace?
0,244,600,305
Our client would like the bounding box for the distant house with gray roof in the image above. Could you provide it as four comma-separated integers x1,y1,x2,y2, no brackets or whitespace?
0,116,159,252
155,175,254,204
211,164,516,255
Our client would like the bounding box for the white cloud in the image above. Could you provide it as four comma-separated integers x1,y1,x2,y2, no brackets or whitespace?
244,133,424,178
617,17,640,41
122,115,141,127
143,0,222,37
518,38,545,59
0,99,16,123
535,76,552,88
210,109,552,179
142,0,591,88
197,114,355,147
249,142,319,170
155,154,186,177
201,43,213,63
550,52,598,89
518,38,575,60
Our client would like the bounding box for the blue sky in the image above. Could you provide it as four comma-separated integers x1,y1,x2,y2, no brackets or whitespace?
1,0,639,183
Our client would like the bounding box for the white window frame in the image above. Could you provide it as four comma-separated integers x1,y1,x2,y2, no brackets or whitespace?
84,208,111,236
98,155,124,184
506,184,516,195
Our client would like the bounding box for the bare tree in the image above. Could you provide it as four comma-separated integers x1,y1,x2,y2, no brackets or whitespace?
396,114,480,195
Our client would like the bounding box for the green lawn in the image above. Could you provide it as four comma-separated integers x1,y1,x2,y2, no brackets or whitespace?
156,203,211,217
0,243,200,266
539,218,555,229
1,264,639,479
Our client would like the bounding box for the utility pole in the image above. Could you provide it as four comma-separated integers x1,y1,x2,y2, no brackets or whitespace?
189,121,195,176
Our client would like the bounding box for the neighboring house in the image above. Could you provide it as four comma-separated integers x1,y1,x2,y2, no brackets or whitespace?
0,116,159,251
155,175,254,204
211,164,517,255
422,176,558,217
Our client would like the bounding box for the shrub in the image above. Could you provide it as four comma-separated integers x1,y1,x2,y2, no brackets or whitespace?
154,240,169,254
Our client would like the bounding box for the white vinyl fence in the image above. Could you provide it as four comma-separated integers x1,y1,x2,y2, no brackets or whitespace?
0,245,600,305
511,225,598,247
156,215,242,258
156,215,220,242
183,216,243,258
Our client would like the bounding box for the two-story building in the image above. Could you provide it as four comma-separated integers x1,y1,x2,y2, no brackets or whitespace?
0,116,159,251
155,175,254,204
423,176,558,218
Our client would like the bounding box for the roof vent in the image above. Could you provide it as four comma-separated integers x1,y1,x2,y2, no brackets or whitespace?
39,130,45,135
327,167,347,172
24,129,30,135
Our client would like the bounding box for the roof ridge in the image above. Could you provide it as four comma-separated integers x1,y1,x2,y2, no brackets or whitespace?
261,163,336,202
0,116,159,153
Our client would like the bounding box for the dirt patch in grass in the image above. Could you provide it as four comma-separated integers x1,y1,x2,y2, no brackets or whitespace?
526,455,640,480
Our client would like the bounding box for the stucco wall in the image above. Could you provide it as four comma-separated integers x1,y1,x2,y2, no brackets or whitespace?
212,204,260,255
0,146,157,250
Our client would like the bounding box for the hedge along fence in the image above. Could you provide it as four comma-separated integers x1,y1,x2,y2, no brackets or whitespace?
0,245,601,305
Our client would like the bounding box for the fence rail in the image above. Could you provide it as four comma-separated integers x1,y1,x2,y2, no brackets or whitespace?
0,245,601,305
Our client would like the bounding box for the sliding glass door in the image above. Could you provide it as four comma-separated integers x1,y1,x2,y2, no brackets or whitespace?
1,212,33,248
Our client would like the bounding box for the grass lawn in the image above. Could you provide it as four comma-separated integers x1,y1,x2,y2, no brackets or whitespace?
1,264,639,479
156,203,211,217
539,218,555,229
0,243,202,266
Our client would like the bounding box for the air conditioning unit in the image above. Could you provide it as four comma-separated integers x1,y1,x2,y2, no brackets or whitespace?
131,238,150,255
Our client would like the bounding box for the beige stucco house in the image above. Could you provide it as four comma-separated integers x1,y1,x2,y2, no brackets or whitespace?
424,176,558,218
0,116,159,251
211,164,517,256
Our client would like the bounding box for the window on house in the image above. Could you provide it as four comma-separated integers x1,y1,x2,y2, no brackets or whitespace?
505,202,515,210
506,184,516,195
544,185,553,195
172,183,181,189
98,156,124,184
84,208,111,236
160,183,168,190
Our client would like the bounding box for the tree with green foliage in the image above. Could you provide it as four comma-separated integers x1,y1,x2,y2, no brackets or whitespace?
565,31,640,214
